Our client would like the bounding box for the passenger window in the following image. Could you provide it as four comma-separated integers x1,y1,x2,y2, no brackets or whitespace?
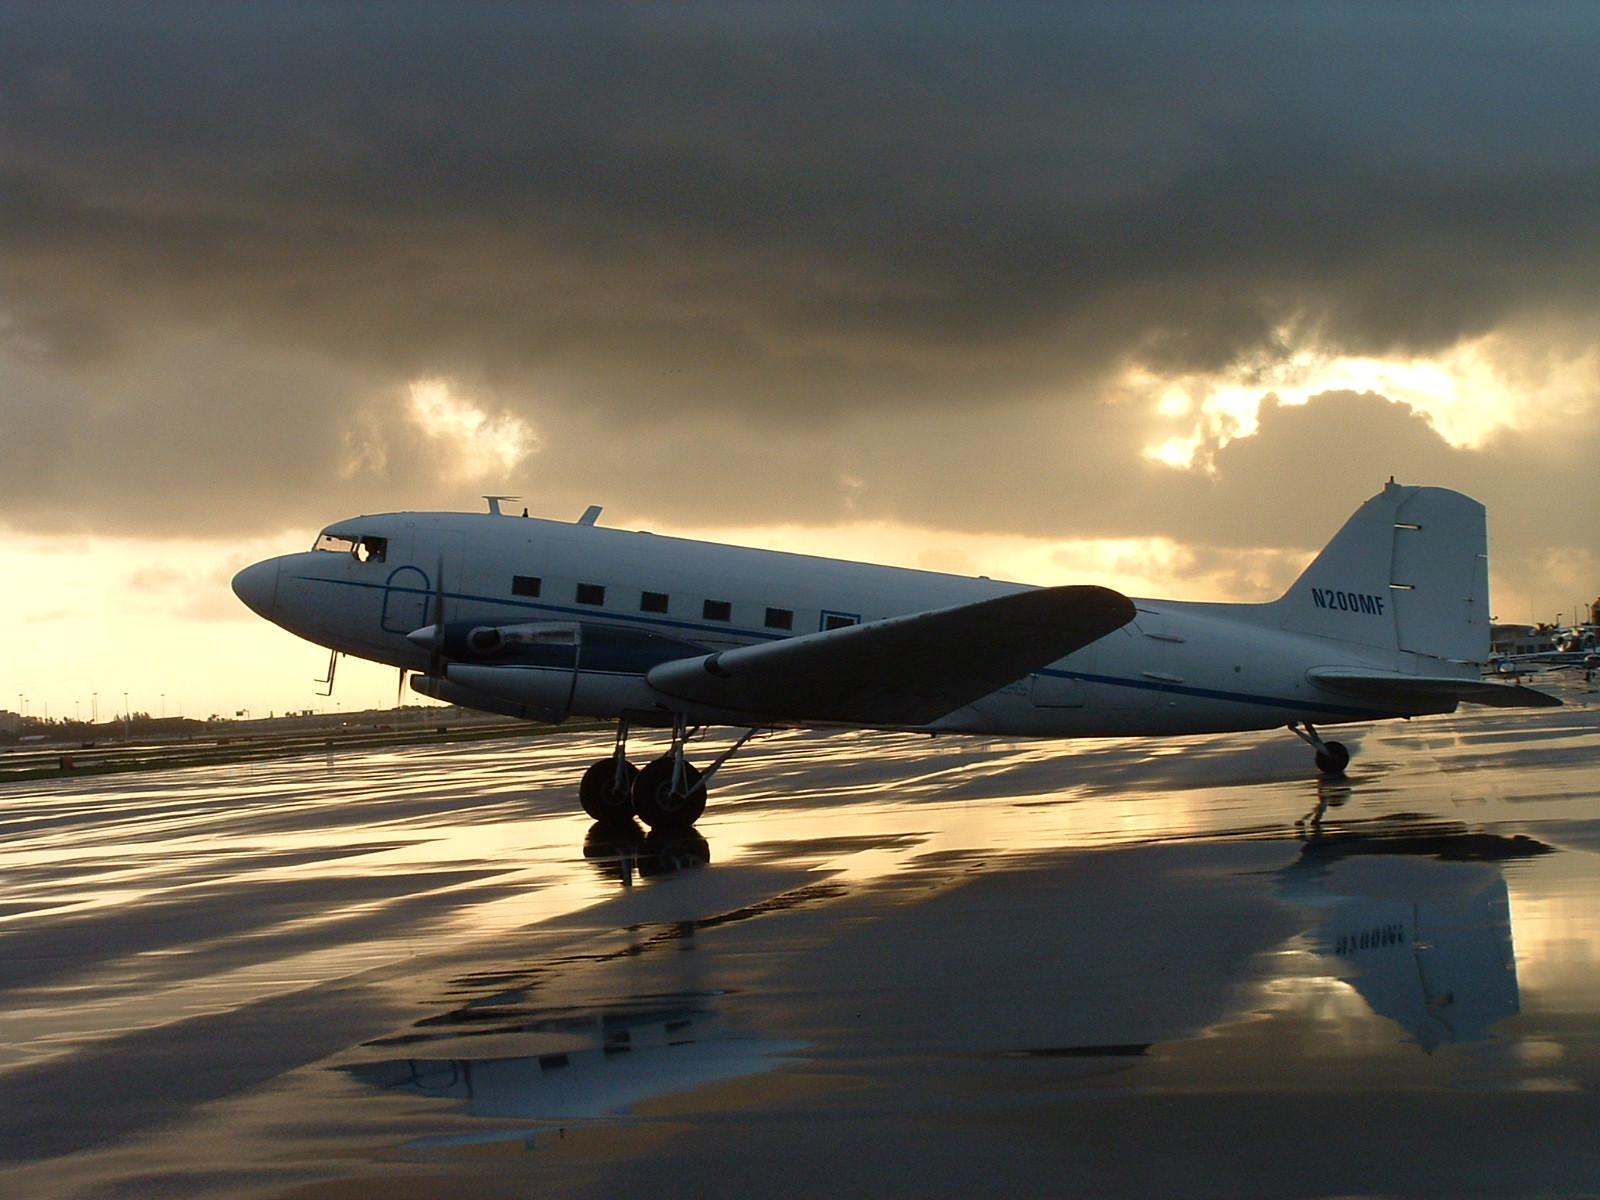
355,536,387,564
822,612,859,631
513,575,541,598
703,599,732,622
765,607,794,630
641,591,669,613
576,583,606,606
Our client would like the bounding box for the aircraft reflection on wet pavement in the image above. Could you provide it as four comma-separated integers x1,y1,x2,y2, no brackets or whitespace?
582,823,711,886
339,813,1543,1144
347,1002,802,1143
1282,819,1548,1050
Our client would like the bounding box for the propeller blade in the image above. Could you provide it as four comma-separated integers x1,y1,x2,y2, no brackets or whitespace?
428,555,446,678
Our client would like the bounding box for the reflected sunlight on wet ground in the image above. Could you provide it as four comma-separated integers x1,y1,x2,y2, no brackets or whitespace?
4,687,1600,1197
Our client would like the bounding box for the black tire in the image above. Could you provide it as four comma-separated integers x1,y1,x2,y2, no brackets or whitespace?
631,756,706,830
580,758,638,823
1315,741,1350,776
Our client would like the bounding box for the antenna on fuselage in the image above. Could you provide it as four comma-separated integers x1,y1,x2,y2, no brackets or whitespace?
483,495,521,516
577,505,603,526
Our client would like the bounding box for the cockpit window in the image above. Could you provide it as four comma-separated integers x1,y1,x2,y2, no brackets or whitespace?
313,532,358,553
311,531,386,562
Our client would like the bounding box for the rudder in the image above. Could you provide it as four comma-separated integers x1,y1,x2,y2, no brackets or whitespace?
1272,482,1489,666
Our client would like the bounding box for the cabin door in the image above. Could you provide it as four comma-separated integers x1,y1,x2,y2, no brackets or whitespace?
381,529,462,634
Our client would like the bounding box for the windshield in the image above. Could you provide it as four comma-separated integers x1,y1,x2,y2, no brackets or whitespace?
313,532,357,553
311,531,387,562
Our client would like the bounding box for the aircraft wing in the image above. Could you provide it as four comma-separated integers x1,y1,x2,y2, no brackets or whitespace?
646,585,1135,726
1307,668,1562,708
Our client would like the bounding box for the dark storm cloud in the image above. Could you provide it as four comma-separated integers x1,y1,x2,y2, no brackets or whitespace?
3,3,1600,546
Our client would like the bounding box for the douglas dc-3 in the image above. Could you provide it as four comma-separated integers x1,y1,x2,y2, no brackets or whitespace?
232,481,1558,830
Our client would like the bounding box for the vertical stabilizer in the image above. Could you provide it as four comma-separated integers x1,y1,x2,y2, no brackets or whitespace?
1273,482,1489,667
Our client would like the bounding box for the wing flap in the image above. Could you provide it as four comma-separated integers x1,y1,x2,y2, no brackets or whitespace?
646,585,1135,726
1308,668,1562,708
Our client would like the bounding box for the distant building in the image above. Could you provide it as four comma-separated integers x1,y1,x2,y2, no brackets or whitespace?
0,711,20,734
1491,624,1557,657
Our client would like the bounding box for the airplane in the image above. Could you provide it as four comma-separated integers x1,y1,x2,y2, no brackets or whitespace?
231,481,1559,830
1486,617,1600,679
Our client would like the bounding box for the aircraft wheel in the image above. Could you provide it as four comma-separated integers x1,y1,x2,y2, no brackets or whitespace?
1314,741,1350,776
580,758,638,823
631,756,706,830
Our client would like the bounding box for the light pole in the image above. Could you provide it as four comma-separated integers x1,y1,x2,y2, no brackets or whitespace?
160,693,165,719
123,691,130,741
92,692,98,723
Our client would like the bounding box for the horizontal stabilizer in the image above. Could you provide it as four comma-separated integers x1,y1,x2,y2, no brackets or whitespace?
646,585,1135,726
1307,668,1562,708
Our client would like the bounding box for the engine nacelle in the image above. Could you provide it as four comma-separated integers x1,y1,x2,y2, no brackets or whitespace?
464,621,579,657
445,663,578,717
409,674,565,723
446,662,659,721
409,620,580,662
418,621,710,721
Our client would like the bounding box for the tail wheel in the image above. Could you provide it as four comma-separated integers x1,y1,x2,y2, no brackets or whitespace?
580,759,638,823
631,756,706,830
1315,741,1350,776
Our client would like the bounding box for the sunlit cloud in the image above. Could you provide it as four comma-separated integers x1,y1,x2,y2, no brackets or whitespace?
406,378,540,481
1144,433,1203,470
1130,329,1600,470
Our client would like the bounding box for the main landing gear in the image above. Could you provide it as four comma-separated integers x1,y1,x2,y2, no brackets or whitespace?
1289,722,1350,776
579,714,756,831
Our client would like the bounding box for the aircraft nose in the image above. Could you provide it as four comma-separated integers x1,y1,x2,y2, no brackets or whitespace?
232,559,281,617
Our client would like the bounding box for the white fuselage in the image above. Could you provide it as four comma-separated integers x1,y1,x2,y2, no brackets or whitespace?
237,510,1454,736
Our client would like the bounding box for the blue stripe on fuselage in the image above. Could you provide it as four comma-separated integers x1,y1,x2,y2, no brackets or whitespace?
1032,667,1384,719
293,574,1389,720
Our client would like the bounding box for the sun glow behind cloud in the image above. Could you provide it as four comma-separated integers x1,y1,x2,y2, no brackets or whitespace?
1132,332,1599,470
407,379,540,480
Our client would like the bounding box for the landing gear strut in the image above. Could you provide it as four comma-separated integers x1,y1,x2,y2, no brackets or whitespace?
1289,722,1350,776
578,715,757,831
633,754,706,829
579,721,638,823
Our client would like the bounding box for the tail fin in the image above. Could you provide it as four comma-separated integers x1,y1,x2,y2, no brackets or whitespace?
1272,482,1490,666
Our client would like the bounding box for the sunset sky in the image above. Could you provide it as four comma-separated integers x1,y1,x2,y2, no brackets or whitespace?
5,5,1600,720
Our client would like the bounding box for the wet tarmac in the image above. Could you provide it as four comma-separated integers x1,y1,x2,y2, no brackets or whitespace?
3,686,1600,1198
